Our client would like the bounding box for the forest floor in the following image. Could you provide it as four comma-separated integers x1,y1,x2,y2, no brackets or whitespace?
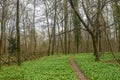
103,59,120,63
75,53,120,80
0,55,78,80
70,56,88,80
0,53,120,80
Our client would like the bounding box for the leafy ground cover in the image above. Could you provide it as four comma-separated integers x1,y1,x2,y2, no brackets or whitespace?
75,53,120,80
0,55,77,80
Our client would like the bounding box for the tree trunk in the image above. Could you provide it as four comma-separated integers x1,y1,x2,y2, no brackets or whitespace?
33,0,37,52
51,0,57,55
72,0,81,53
64,0,68,54
0,0,6,69
16,0,21,65
92,35,100,61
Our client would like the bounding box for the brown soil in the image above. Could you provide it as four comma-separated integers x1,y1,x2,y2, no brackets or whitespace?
70,57,89,80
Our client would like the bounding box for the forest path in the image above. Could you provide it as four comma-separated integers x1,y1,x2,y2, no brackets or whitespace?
70,56,89,80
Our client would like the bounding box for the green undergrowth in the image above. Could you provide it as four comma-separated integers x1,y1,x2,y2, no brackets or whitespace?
0,55,77,80
75,53,120,80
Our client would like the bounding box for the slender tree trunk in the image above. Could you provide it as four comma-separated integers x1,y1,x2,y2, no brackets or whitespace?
44,1,52,56
72,0,81,53
16,0,21,65
0,10,4,70
23,18,28,55
68,21,71,54
64,0,68,54
51,0,57,55
33,0,37,52
0,0,6,69
3,0,8,55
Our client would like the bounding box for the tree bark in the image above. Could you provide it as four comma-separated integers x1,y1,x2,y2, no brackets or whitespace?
64,0,68,54
91,35,100,61
51,0,57,55
16,0,21,65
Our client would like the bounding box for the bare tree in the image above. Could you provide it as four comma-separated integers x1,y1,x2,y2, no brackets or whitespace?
68,0,107,61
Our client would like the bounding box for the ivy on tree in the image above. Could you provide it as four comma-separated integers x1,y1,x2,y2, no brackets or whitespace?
8,37,18,56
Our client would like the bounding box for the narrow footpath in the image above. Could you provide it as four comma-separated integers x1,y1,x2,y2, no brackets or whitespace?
70,57,89,80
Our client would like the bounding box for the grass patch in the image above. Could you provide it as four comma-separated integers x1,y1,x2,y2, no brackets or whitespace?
75,53,120,80
0,55,77,80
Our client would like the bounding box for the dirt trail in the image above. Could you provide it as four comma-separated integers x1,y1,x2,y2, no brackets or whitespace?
70,57,88,80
